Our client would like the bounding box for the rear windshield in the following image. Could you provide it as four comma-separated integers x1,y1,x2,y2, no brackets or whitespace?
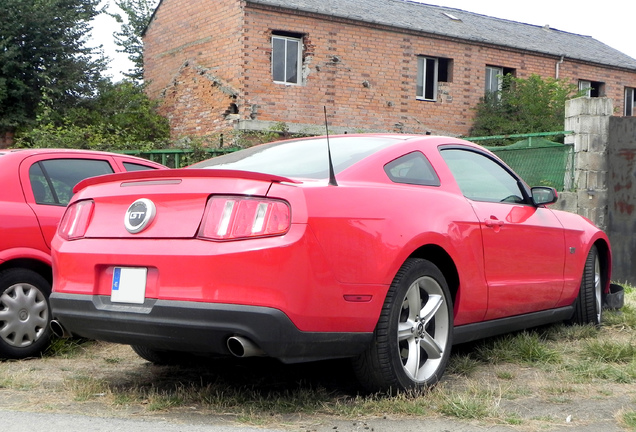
189,136,400,179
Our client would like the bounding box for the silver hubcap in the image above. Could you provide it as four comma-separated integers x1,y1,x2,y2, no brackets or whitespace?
0,283,49,348
594,256,602,323
397,276,450,382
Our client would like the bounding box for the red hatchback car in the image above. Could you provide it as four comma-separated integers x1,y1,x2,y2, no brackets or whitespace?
49,135,619,392
0,149,166,359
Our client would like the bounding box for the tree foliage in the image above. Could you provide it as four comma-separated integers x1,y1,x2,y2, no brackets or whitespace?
471,74,581,139
0,0,105,133
15,80,170,150
108,0,158,82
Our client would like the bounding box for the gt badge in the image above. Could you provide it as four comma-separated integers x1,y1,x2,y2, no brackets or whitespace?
124,198,156,233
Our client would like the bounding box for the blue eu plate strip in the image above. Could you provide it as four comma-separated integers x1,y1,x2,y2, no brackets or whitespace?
112,268,121,291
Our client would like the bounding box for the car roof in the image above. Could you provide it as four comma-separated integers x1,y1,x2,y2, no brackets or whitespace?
0,148,166,167
0,148,130,157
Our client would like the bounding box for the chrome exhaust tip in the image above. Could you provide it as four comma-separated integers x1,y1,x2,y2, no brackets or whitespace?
50,319,71,338
227,335,265,358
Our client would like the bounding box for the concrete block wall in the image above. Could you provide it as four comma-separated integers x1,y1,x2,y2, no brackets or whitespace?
556,97,613,231
607,116,636,284
555,97,636,284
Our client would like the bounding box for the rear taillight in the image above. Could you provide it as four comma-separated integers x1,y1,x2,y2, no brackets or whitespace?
198,196,290,240
58,200,95,240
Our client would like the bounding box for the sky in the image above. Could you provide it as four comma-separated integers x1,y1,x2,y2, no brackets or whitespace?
90,0,636,81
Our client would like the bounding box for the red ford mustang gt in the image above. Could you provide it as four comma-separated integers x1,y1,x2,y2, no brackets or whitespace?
0,148,166,359
50,135,616,391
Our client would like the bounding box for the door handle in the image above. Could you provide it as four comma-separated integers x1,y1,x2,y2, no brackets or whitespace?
484,218,504,228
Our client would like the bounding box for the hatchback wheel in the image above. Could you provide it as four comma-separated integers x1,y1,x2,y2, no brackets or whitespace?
0,268,52,359
353,258,453,393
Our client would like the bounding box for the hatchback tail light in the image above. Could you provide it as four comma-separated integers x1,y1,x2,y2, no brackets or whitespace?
198,196,290,241
58,200,95,240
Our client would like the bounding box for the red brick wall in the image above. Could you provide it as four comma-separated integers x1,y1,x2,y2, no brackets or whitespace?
144,1,636,137
144,0,246,136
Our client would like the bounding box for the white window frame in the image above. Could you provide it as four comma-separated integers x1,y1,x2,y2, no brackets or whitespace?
272,35,302,85
416,56,439,101
579,80,592,97
485,66,503,94
625,87,635,116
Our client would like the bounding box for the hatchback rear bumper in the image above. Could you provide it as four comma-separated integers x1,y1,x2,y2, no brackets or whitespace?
50,293,373,363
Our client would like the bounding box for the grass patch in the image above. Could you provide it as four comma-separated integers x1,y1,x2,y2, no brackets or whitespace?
542,323,599,341
12,283,634,429
437,384,501,420
44,337,93,358
474,331,561,365
621,409,636,429
566,360,636,383
66,375,111,401
495,371,515,380
446,354,481,377
604,304,636,328
583,340,636,363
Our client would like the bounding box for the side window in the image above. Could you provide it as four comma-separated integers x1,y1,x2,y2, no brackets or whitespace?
123,162,159,172
579,79,605,97
416,56,452,101
440,149,525,203
485,65,515,95
29,159,114,206
384,152,440,186
625,87,635,116
272,33,302,85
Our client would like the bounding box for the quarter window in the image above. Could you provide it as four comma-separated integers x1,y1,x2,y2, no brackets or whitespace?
416,56,451,101
272,34,302,85
384,152,440,186
440,148,525,204
625,87,636,116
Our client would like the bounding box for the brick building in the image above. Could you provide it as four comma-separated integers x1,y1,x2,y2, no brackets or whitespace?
143,0,636,138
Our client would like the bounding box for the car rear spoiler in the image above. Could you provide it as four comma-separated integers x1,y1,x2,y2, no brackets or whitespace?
73,168,299,194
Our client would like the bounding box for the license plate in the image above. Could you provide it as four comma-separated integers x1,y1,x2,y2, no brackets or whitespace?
111,267,147,304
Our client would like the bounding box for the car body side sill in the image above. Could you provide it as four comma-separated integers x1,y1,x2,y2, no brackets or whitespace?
453,306,574,345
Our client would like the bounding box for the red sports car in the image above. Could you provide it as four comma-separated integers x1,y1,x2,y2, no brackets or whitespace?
0,148,166,359
49,135,616,391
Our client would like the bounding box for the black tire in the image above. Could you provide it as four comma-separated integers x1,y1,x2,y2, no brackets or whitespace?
353,258,453,393
0,268,52,359
131,345,192,365
570,245,602,326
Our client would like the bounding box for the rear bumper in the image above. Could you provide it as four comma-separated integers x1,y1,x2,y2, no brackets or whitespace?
50,293,373,363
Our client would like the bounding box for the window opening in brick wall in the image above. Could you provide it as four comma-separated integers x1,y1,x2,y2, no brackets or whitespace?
272,32,303,85
579,79,605,97
485,65,515,96
416,56,451,101
625,87,635,116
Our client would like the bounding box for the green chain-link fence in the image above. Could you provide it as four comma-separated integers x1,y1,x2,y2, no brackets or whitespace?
123,131,574,191
466,132,574,191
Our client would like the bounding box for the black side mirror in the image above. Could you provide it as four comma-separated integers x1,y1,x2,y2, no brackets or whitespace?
531,186,558,206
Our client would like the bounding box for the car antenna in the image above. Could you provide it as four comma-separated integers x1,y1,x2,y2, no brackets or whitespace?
324,106,338,186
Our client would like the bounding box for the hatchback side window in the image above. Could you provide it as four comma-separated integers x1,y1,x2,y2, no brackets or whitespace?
440,149,525,203
384,152,440,186
29,159,114,206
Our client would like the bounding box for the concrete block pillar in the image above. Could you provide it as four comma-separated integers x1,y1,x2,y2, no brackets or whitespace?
562,97,613,231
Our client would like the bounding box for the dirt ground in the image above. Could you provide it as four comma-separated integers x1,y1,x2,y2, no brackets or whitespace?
0,340,634,432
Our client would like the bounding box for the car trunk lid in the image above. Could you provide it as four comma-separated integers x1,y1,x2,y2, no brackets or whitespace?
73,169,296,239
